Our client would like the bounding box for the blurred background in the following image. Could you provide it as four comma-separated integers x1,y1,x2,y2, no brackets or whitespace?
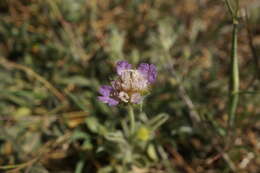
0,0,260,172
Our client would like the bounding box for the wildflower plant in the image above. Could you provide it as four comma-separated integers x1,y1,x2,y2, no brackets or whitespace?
97,61,168,171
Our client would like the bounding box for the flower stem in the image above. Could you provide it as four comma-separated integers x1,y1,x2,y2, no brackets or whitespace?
225,0,240,129
228,21,239,128
128,105,135,135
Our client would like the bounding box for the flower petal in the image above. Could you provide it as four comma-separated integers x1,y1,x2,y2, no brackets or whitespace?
147,64,157,83
138,63,157,83
99,85,113,96
116,61,132,75
107,98,119,106
98,96,119,106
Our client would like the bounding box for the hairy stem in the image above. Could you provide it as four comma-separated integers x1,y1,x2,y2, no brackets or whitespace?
128,105,135,135
227,0,240,128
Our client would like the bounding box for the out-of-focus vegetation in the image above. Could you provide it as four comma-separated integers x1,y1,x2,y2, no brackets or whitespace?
0,0,260,172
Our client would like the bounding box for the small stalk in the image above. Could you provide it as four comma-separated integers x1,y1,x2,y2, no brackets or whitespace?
228,21,239,127
128,105,135,135
226,0,240,128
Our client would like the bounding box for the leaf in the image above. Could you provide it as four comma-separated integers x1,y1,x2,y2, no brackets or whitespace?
147,144,158,161
75,159,85,173
147,113,169,131
70,131,90,142
85,117,99,133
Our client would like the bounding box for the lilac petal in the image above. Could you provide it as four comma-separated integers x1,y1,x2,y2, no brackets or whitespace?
107,99,119,106
98,96,119,106
138,63,149,80
98,96,108,103
99,85,113,96
148,64,157,83
130,93,143,104
116,61,132,75
138,63,157,83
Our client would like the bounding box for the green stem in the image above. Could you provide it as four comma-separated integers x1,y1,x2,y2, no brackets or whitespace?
231,23,239,94
228,93,239,127
228,0,239,128
128,105,135,135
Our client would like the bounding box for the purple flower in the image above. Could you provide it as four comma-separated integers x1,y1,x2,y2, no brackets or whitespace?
138,63,157,84
98,85,119,106
98,61,157,106
116,61,132,75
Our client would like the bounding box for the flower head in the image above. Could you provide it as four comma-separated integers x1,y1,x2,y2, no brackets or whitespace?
98,61,157,106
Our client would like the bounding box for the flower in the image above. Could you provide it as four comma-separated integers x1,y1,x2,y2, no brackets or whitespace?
98,60,157,106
